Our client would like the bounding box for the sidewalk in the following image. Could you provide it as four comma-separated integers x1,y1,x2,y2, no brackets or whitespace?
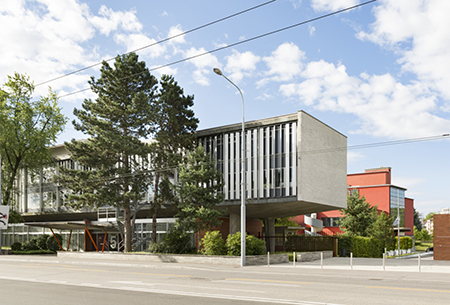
274,252,450,273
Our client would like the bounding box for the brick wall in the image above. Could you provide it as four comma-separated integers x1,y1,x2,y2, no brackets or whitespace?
434,214,450,260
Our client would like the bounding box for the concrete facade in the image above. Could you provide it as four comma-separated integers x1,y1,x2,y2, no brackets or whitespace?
2,110,347,251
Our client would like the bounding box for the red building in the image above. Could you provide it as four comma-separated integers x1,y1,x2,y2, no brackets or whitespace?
294,167,414,236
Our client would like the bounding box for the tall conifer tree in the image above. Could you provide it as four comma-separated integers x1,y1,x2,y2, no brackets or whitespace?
149,75,198,243
59,53,158,252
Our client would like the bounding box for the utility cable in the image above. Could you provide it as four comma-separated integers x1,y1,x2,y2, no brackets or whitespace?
35,0,277,87
57,0,377,99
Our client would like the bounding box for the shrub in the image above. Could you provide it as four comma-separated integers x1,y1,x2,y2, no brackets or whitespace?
36,235,50,250
226,232,266,256
11,242,22,251
338,235,383,258
148,242,167,254
162,227,196,254
22,238,40,251
201,231,226,255
47,233,63,252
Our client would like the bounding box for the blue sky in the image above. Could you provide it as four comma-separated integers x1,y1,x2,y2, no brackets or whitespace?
1,0,449,218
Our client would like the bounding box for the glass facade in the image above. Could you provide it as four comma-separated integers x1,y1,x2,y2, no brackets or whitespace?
390,187,406,227
197,121,297,200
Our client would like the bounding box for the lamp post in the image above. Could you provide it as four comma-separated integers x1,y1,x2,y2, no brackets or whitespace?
213,68,246,267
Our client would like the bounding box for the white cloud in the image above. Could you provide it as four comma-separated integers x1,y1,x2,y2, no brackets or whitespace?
161,11,168,17
280,60,450,138
347,151,365,163
309,26,316,36
258,42,305,87
89,5,142,36
357,0,450,104
114,33,166,59
311,0,360,12
167,25,186,44
290,0,303,9
184,47,220,86
224,50,260,83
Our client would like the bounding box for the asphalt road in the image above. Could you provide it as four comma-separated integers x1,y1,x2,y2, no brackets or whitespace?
1,255,449,305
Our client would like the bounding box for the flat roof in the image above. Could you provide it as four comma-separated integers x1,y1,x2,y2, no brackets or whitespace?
25,221,113,231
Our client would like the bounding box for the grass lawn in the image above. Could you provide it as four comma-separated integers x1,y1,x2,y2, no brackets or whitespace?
415,242,433,252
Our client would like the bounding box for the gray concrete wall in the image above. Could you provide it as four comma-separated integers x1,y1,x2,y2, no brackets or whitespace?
57,252,289,266
297,111,347,209
296,251,333,262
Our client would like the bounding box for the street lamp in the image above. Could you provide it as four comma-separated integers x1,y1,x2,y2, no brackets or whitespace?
213,68,246,267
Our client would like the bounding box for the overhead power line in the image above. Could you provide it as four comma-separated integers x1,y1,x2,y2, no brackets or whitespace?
57,0,377,99
35,0,277,87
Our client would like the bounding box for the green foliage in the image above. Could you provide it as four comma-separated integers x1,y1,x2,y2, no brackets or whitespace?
147,242,167,254
201,231,226,255
12,250,55,255
22,239,40,251
275,217,298,227
36,235,50,250
147,227,195,254
414,226,431,242
226,232,266,256
424,212,436,222
337,236,384,258
414,209,422,231
46,233,63,252
11,242,22,251
174,146,225,238
339,191,377,237
0,72,67,207
57,53,158,252
286,235,334,252
162,226,196,254
149,74,199,243
371,211,395,249
389,236,413,250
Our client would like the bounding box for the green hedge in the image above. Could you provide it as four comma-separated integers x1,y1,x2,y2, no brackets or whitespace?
389,237,413,250
338,236,384,258
12,250,56,255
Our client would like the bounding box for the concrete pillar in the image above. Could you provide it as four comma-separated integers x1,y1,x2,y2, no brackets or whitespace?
265,218,275,253
229,213,240,235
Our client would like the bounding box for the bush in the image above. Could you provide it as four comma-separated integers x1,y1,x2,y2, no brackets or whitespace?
148,242,167,254
163,227,196,254
147,228,195,254
201,231,226,255
226,232,266,256
36,235,50,250
338,236,384,258
12,250,55,255
22,238,40,251
11,242,22,251
47,233,63,252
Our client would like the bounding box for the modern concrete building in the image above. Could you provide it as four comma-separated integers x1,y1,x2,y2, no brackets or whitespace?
1,110,347,252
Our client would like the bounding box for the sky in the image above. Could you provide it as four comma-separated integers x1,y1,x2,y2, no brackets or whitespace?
1,0,449,218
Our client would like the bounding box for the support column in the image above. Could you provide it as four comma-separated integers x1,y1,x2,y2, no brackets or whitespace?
264,218,275,253
229,213,240,235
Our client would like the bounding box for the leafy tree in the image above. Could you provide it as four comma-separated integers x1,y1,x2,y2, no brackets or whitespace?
424,212,436,222
275,217,298,227
58,53,158,252
413,209,422,231
0,73,66,216
339,191,377,237
414,226,423,241
174,145,225,250
149,75,199,243
371,211,395,248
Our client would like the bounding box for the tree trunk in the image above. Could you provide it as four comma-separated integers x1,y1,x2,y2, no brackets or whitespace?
123,205,132,252
152,171,160,243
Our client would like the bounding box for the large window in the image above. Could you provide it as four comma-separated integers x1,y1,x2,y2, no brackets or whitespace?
322,217,341,227
390,187,405,227
197,121,297,200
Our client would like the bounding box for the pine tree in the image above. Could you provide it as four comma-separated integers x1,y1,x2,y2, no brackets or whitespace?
339,191,377,237
371,211,395,248
174,145,225,249
149,75,198,243
58,53,158,252
414,208,423,231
